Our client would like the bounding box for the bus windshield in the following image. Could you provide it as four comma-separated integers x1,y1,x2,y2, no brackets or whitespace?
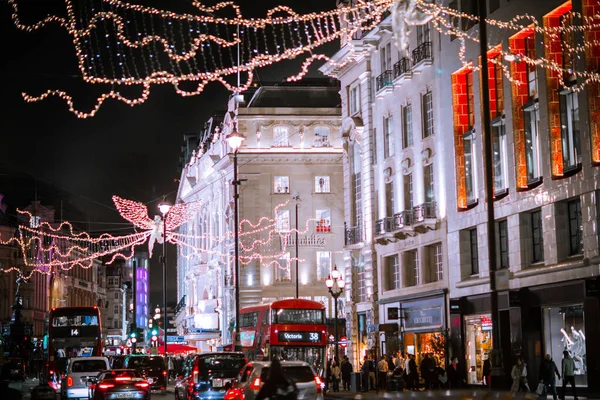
271,308,324,324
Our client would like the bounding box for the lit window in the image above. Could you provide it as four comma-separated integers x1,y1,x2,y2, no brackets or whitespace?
276,209,290,232
314,127,331,147
402,104,413,148
316,251,332,280
491,118,508,193
463,130,478,204
315,176,331,193
273,127,289,147
275,253,291,282
274,176,290,194
422,91,434,138
384,116,394,158
559,90,581,170
316,209,331,233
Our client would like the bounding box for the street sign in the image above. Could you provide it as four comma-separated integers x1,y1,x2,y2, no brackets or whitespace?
339,336,348,348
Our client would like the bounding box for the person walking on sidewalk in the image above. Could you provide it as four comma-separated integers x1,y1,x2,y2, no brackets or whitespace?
330,361,341,392
539,354,560,400
511,357,530,393
341,356,353,391
361,355,370,392
561,351,578,400
378,355,389,391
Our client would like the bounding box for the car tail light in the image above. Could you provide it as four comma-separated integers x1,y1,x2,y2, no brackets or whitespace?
315,376,323,394
224,388,245,400
98,383,115,390
249,377,261,391
116,377,132,382
67,376,73,387
135,382,149,389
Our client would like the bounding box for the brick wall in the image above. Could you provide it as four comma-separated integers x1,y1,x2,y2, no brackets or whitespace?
451,67,473,210
509,29,535,189
543,1,572,177
583,0,600,164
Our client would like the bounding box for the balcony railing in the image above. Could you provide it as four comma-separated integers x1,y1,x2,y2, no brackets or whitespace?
393,58,412,79
344,224,363,246
413,201,437,222
375,70,394,92
412,42,432,65
375,217,395,235
393,210,414,229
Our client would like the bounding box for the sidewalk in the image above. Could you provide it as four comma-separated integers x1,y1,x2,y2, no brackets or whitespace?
324,390,593,400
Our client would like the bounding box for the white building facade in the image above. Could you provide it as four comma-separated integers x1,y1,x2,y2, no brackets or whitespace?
176,84,344,352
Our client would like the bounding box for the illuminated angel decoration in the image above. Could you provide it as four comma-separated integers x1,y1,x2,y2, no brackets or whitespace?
392,0,439,57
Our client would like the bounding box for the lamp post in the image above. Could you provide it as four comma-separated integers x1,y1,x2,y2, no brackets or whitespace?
226,125,246,352
158,201,171,358
325,265,345,362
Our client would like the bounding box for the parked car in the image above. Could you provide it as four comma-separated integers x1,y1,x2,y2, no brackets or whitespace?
87,369,150,400
175,352,247,400
125,355,167,394
60,356,110,400
226,360,323,400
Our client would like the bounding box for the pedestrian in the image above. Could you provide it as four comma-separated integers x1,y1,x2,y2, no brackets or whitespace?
561,350,578,400
539,353,560,400
408,354,419,390
368,355,376,390
482,356,491,388
420,353,435,389
341,356,353,391
378,355,389,391
360,355,370,392
330,361,341,392
255,356,298,400
325,358,332,393
446,357,464,389
511,357,530,393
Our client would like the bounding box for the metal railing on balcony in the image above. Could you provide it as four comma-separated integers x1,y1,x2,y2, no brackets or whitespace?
344,224,363,246
394,58,412,79
375,70,394,92
393,210,414,229
412,42,433,65
413,202,437,222
375,217,395,235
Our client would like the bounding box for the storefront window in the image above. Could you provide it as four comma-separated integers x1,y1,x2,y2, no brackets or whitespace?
403,332,445,369
464,314,493,385
543,305,586,387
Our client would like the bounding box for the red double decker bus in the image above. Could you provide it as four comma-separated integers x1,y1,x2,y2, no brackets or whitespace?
239,299,326,372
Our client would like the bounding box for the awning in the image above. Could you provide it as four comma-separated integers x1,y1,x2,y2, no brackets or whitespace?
157,344,196,354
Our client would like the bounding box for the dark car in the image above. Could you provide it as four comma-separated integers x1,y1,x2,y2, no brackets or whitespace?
175,352,246,400
3,358,26,381
125,355,167,394
88,369,150,400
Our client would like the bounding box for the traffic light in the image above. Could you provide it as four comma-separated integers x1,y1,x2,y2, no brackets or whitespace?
130,330,137,343
151,328,158,336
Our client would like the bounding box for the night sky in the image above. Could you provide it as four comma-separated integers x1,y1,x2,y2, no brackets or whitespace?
0,0,336,305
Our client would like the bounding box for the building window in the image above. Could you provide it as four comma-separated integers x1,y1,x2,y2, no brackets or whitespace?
404,174,413,210
316,209,331,233
403,250,419,287
568,199,582,255
384,116,394,158
466,70,475,128
349,85,360,115
531,210,544,263
525,33,538,98
491,118,508,194
559,90,581,170
386,255,400,290
424,243,443,283
460,0,478,31
275,252,291,282
402,104,413,148
424,164,435,203
314,127,330,147
560,13,576,82
114,292,120,300
357,263,366,302
352,143,362,225
491,54,504,118
274,176,289,194
276,209,290,232
113,304,119,315
315,176,330,193
498,220,509,269
523,101,541,183
433,243,443,281
416,23,430,46
385,182,394,217
273,126,289,147
463,130,478,204
380,42,392,72
317,251,332,280
422,91,434,138
488,0,499,14
469,228,479,275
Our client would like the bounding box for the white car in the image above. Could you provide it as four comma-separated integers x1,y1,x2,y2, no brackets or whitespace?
60,356,110,400
228,360,324,400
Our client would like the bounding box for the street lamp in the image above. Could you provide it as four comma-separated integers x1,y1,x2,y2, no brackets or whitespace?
158,201,171,358
226,124,245,352
325,265,345,362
